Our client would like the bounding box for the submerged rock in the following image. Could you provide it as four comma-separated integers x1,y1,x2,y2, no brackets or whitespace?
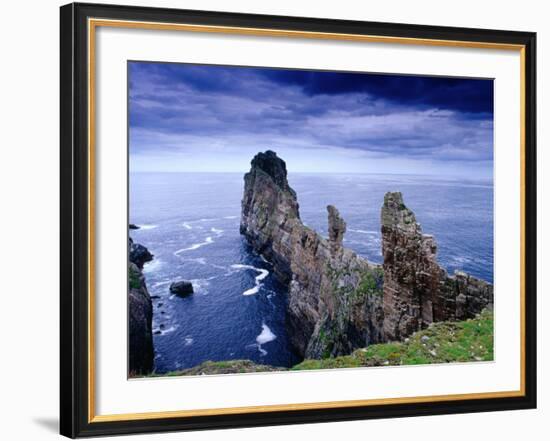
170,281,194,297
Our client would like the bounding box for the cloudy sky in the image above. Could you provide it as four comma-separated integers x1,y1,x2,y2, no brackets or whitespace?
129,61,493,178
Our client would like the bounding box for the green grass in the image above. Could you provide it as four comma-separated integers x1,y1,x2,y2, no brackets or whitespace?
138,310,493,378
355,267,383,298
292,309,493,370
140,360,285,377
128,266,141,290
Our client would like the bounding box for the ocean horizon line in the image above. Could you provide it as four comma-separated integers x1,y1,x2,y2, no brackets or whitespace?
129,170,493,181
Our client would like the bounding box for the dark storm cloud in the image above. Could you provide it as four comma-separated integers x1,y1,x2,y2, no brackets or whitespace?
129,62,493,164
259,70,493,114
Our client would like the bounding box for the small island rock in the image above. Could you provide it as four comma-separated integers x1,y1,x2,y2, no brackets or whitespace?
170,281,194,297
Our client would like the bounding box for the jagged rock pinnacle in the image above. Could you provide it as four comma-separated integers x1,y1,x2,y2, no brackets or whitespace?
381,191,419,233
381,191,493,341
327,205,346,257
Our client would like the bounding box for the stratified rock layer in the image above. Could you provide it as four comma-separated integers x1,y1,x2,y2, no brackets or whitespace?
381,192,493,341
240,151,384,358
129,239,154,375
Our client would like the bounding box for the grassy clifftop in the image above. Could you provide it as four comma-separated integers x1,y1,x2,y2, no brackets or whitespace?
292,309,493,371
147,360,285,377
142,310,492,377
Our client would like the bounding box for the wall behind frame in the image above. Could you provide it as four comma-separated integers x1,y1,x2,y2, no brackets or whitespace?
0,0,546,440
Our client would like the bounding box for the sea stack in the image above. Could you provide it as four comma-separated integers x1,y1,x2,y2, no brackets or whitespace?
240,151,384,358
128,238,154,375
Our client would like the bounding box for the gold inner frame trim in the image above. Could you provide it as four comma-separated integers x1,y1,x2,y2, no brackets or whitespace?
87,17,527,423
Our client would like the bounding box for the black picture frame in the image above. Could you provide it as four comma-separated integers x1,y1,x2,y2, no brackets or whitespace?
60,2,537,438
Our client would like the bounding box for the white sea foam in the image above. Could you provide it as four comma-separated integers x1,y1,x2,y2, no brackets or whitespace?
452,256,472,265
211,227,224,235
188,278,211,294
231,264,269,295
181,218,218,230
153,324,178,336
174,237,214,255
138,224,158,230
256,324,276,344
243,286,261,296
143,259,162,273
184,257,207,265
256,323,276,356
184,337,194,346
152,280,171,288
349,229,378,235
224,215,238,219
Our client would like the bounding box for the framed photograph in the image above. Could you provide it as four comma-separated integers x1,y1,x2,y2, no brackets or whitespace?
60,2,537,438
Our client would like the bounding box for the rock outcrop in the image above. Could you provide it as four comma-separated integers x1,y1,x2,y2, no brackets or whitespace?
381,192,493,341
240,151,494,361
128,238,154,375
170,280,194,297
240,151,384,358
129,237,153,269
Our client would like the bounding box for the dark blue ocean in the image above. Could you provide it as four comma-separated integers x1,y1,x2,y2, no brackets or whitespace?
129,172,493,373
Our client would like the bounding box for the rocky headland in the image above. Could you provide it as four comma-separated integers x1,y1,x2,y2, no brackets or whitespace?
240,150,493,361
128,237,154,375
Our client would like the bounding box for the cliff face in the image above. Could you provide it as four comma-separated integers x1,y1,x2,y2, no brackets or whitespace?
128,238,154,375
240,151,384,358
381,192,493,341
